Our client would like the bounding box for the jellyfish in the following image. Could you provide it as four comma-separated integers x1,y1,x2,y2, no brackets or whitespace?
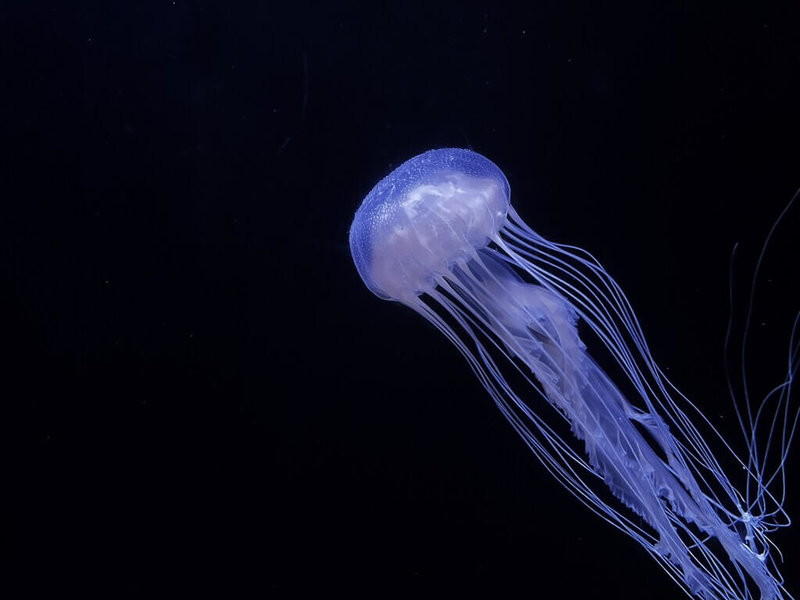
349,148,799,600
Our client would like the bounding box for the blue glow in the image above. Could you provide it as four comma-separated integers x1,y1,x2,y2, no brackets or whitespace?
350,148,799,600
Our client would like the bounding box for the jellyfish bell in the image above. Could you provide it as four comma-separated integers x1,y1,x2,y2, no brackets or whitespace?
350,148,511,305
349,148,797,600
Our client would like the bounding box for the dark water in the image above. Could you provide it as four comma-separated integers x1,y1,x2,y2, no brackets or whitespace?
4,1,800,597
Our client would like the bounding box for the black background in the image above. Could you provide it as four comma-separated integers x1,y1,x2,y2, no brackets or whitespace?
4,1,800,597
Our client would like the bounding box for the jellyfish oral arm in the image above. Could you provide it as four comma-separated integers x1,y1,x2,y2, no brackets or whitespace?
424,246,781,599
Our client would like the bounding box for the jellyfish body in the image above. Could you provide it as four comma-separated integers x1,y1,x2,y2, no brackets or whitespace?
350,148,798,600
